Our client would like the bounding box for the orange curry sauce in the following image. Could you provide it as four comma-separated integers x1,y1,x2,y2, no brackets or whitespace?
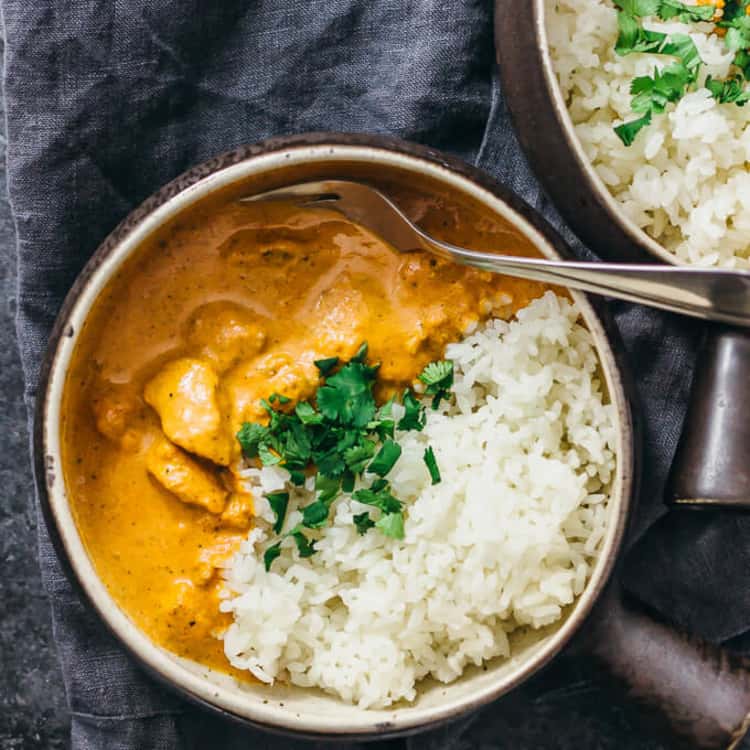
61,185,548,675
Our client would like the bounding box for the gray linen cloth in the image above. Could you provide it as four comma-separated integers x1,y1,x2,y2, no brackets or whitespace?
3,1,747,748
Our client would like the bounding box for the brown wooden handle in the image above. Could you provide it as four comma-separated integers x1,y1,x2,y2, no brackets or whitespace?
668,328,750,508
578,583,750,749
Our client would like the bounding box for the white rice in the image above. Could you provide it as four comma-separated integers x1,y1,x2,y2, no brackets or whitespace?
219,292,616,709
547,0,750,267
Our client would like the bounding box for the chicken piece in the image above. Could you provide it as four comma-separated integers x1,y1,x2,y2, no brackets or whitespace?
144,358,232,465
311,280,370,362
224,351,319,430
194,534,243,584
220,491,254,530
184,301,268,372
92,387,138,442
161,579,226,645
146,436,228,514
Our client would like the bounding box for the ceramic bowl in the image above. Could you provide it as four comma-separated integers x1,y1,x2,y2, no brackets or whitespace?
35,133,634,739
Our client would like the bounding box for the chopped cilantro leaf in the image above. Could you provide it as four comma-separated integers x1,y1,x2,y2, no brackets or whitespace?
267,491,289,534
423,446,441,485
317,361,377,427
353,511,375,535
344,440,377,474
269,392,291,405
398,389,426,431
367,439,402,477
314,446,348,477
615,12,666,56
241,346,440,556
418,360,454,409
279,420,312,466
353,482,403,514
615,54,696,145
613,0,661,16
706,74,750,104
258,442,282,466
301,500,330,529
295,401,323,425
370,478,388,493
418,360,453,389
375,512,405,539
236,422,268,458
658,0,715,22
342,471,355,493
369,397,396,439
264,542,282,571
723,15,750,52
315,474,340,503
660,35,702,71
290,528,316,557
351,342,369,363
314,356,339,376
734,48,750,78
288,469,306,486
615,112,653,146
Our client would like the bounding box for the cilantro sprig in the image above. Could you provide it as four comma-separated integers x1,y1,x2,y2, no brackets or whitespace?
240,345,453,570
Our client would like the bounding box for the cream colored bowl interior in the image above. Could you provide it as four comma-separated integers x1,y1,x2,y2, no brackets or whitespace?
41,143,632,737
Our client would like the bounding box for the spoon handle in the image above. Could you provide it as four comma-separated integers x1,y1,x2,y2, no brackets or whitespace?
424,239,750,327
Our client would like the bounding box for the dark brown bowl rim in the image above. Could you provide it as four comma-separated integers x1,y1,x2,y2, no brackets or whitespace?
33,131,636,739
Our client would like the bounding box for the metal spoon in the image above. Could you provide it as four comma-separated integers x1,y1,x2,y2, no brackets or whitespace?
243,180,750,327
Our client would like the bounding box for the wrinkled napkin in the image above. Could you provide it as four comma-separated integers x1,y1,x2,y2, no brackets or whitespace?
3,1,748,748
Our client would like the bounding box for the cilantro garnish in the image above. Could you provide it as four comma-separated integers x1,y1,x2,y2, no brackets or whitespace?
264,542,282,572
367,439,402,477
375,512,405,540
295,401,323,425
258,442,283,466
614,0,661,16
418,360,454,409
351,342,369,363
398,389,426,431
288,469,306,486
615,58,697,144
236,422,268,458
658,0,715,22
706,74,750,104
423,447,441,485
267,491,289,534
614,11,666,56
317,361,379,427
314,356,339,376
352,482,404,514
238,344,451,569
344,440,377,474
268,392,291,405
290,527,316,557
353,512,375,535
609,1,750,145
301,500,331,529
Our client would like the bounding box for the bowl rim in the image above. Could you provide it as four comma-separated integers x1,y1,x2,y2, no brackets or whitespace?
532,0,687,266
35,132,635,739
